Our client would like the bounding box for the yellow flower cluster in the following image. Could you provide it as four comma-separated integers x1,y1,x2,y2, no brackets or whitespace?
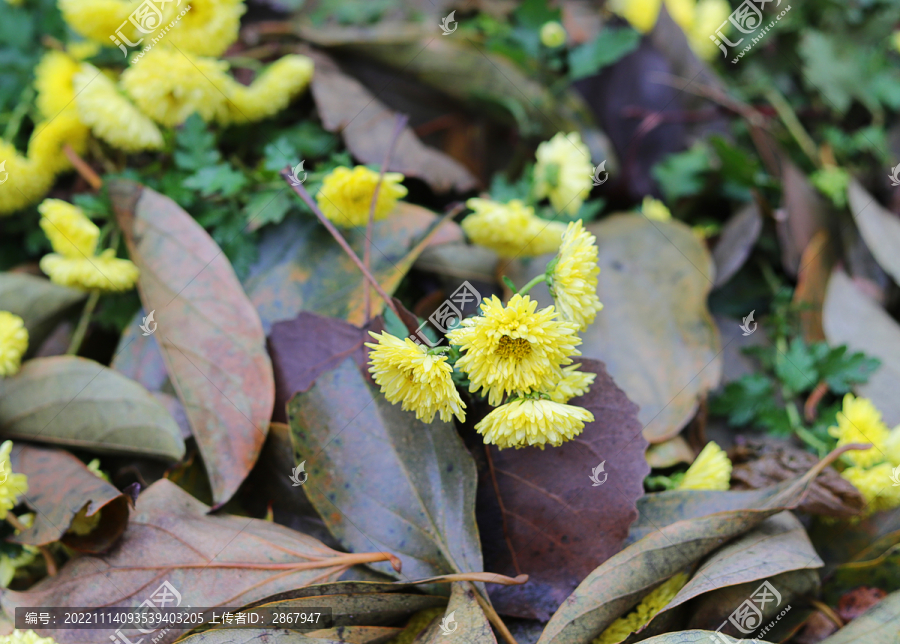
678,441,732,491
1,0,314,215
829,394,900,513
641,196,672,221
366,332,466,423
609,0,733,60
551,220,603,330
0,441,28,521
38,199,139,292
0,312,28,378
316,166,408,228
595,573,689,644
0,631,57,644
533,132,593,215
0,513,37,588
461,198,566,258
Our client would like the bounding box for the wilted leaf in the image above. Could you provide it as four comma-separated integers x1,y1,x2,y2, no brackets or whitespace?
288,358,482,581
646,436,695,468
713,203,763,287
112,311,170,392
794,230,834,343
305,626,402,644
478,358,648,621
414,583,496,644
640,632,774,644
111,179,275,505
819,589,900,644
308,50,476,193
244,204,447,331
0,356,184,460
838,586,888,622
730,438,864,518
823,268,900,426
0,273,84,350
848,180,900,286
1,480,402,644
776,162,827,277
9,444,128,552
538,450,848,644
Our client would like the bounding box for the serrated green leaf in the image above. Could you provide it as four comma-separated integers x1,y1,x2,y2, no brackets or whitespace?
652,144,711,202
243,190,293,229
568,28,640,80
183,163,248,197
816,345,881,393
174,113,220,171
709,374,776,427
262,137,298,173
775,338,818,394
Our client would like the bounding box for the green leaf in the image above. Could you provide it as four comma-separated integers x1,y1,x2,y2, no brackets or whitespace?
183,163,248,197
775,338,818,394
262,137,299,173
652,144,711,202
174,113,221,171
568,28,641,80
243,190,293,229
0,356,185,460
816,344,880,394
514,0,561,28
710,374,776,427
0,273,85,349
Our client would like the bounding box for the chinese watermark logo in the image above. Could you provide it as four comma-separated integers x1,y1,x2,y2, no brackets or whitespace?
140,310,157,336
888,164,900,187
588,461,607,486
440,11,458,35
109,580,185,644
890,464,900,487
110,0,192,64
438,611,458,635
709,0,792,64
410,281,482,348
0,160,8,186
591,160,609,186
288,161,308,186
709,580,790,643
289,461,308,487
739,310,757,336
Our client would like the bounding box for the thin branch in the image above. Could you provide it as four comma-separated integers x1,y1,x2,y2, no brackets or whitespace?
63,144,103,190
468,581,519,644
409,572,528,586
365,113,409,323
280,170,403,320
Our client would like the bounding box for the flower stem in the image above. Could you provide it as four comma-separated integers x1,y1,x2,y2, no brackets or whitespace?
67,289,101,356
5,514,56,576
516,274,547,297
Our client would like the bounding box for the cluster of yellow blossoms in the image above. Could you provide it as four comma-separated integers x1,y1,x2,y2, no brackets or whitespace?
316,166,408,228
608,0,733,60
595,573,689,644
0,312,28,378
1,0,314,216
0,632,56,644
38,199,139,292
829,394,900,513
367,219,604,449
0,440,36,587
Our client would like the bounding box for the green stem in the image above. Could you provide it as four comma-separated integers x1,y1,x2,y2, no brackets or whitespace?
764,87,819,168
516,274,548,297
795,425,829,457
66,290,101,356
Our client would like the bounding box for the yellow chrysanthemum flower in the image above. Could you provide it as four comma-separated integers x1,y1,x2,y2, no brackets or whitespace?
0,312,29,378
73,64,164,151
38,198,99,258
0,142,54,216
609,0,731,60
0,441,28,520
678,441,732,491
594,573,689,644
165,0,245,57
365,331,466,423
540,21,567,48
0,631,58,644
67,40,101,61
551,220,602,330
33,51,80,120
58,0,136,44
476,398,593,449
225,55,315,124
0,514,37,588
829,394,891,468
41,249,140,292
38,200,139,292
461,198,567,258
842,463,900,514
641,196,672,221
27,114,90,176
316,166,408,228
67,502,102,536
121,48,231,127
547,364,595,403
533,132,593,215
448,294,581,406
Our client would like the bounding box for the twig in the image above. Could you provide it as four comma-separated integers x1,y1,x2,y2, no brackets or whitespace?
365,113,408,323
764,86,819,168
5,514,57,577
280,170,402,321
63,144,103,190
411,572,528,585
468,581,519,644
66,289,100,356
804,381,829,422
810,600,844,628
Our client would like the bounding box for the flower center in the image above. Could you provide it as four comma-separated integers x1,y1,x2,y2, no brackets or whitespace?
495,335,532,360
